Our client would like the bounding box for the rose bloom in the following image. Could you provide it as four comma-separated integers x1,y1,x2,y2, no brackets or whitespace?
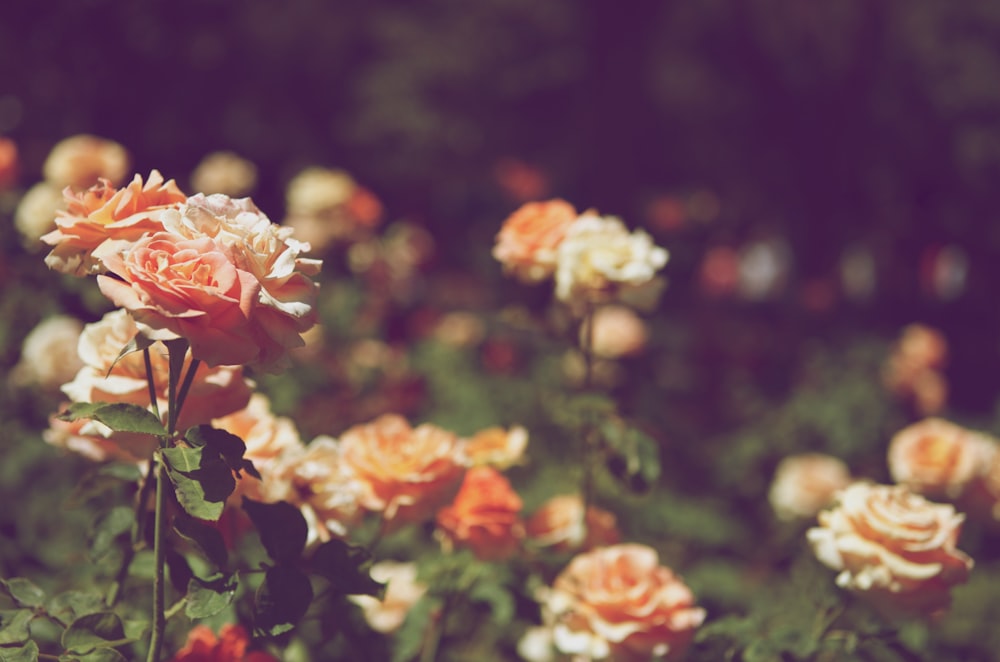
42,170,187,275
526,495,621,553
349,561,427,634
463,425,528,470
283,167,383,252
587,304,649,359
544,544,705,661
436,466,525,561
61,310,251,431
887,418,998,501
168,623,277,662
493,199,578,282
9,314,84,391
768,453,853,522
0,136,17,190
339,414,467,527
554,212,669,310
42,134,130,191
190,151,258,197
807,482,973,617
14,182,64,249
161,193,322,370
883,324,949,415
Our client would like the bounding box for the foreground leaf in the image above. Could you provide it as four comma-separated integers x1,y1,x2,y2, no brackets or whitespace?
185,574,237,620
162,446,235,521
57,403,165,437
0,609,33,645
242,499,307,563
309,540,385,599
0,640,38,662
173,514,228,568
253,566,313,638
0,579,45,609
61,612,132,653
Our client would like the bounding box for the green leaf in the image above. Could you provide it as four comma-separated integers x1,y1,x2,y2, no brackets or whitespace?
467,581,514,627
58,402,165,437
0,640,38,662
602,422,660,493
162,446,235,522
61,612,131,653
106,333,154,377
165,548,194,595
173,514,228,568
0,579,45,608
185,574,237,620
308,540,385,599
63,649,127,662
242,499,307,563
183,426,260,479
0,609,33,645
89,507,133,562
390,596,436,662
253,566,313,638
46,592,106,626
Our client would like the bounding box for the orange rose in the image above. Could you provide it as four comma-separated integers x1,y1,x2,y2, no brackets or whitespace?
436,466,524,561
544,544,705,661
768,453,853,521
525,494,620,553
43,134,130,190
97,232,261,367
887,418,997,501
0,136,18,190
42,170,186,275
807,482,973,617
339,414,467,526
169,623,278,662
493,199,577,282
463,425,528,469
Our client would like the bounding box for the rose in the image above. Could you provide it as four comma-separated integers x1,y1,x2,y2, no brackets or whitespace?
283,167,383,251
493,199,578,282
768,453,853,521
0,136,17,191
42,134,130,190
807,482,973,617
96,231,262,367
554,212,669,309
587,304,649,359
190,151,258,197
338,414,467,526
544,544,705,661
436,466,524,561
14,182,64,249
525,494,621,553
463,425,528,469
9,314,84,391
168,624,278,662
349,561,427,633
887,418,997,500
883,324,949,415
42,170,186,275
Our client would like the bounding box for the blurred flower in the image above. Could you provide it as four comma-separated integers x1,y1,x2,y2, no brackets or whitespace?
768,453,852,521
494,199,577,283
738,237,790,301
517,626,556,662
525,494,620,553
840,243,877,302
493,157,550,203
543,544,705,661
921,244,968,301
14,181,64,249
697,246,740,298
554,212,669,312
883,324,949,416
9,314,84,391
190,151,258,197
436,466,524,561
339,414,467,527
645,195,687,233
0,136,18,190
586,305,648,359
887,418,997,501
349,561,426,634
807,482,973,618
43,134,130,191
463,425,528,470
431,311,486,348
283,167,383,252
168,623,277,662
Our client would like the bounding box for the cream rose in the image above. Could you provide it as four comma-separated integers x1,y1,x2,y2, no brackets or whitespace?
190,151,258,197
525,495,620,553
349,561,427,634
587,304,649,359
544,544,705,661
807,482,973,617
9,315,84,390
493,199,578,282
43,134,130,190
14,182,64,249
768,453,853,521
887,418,997,500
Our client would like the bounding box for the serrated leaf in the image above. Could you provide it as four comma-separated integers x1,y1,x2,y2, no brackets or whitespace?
58,403,165,437
46,591,106,626
185,574,237,620
253,566,313,638
0,609,34,645
1,579,45,608
89,507,133,562
0,640,38,662
162,447,235,522
242,499,307,563
308,540,385,599
173,514,228,568
106,333,154,377
61,612,131,653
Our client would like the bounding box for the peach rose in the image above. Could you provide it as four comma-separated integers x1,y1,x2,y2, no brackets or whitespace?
169,623,278,662
882,324,949,415
190,151,258,197
339,414,467,526
283,167,383,252
807,482,973,617
526,495,621,553
493,199,578,282
463,425,528,469
587,304,649,359
9,314,84,390
42,170,186,275
436,466,524,561
887,418,997,501
60,310,251,429
768,453,853,521
544,544,705,661
555,212,669,310
43,134,130,190
349,561,427,634
97,232,262,367
14,182,64,249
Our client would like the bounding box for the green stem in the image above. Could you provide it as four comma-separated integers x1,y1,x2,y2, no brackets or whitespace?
420,594,455,662
143,348,161,422
170,357,200,434
146,455,167,662
578,304,597,531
